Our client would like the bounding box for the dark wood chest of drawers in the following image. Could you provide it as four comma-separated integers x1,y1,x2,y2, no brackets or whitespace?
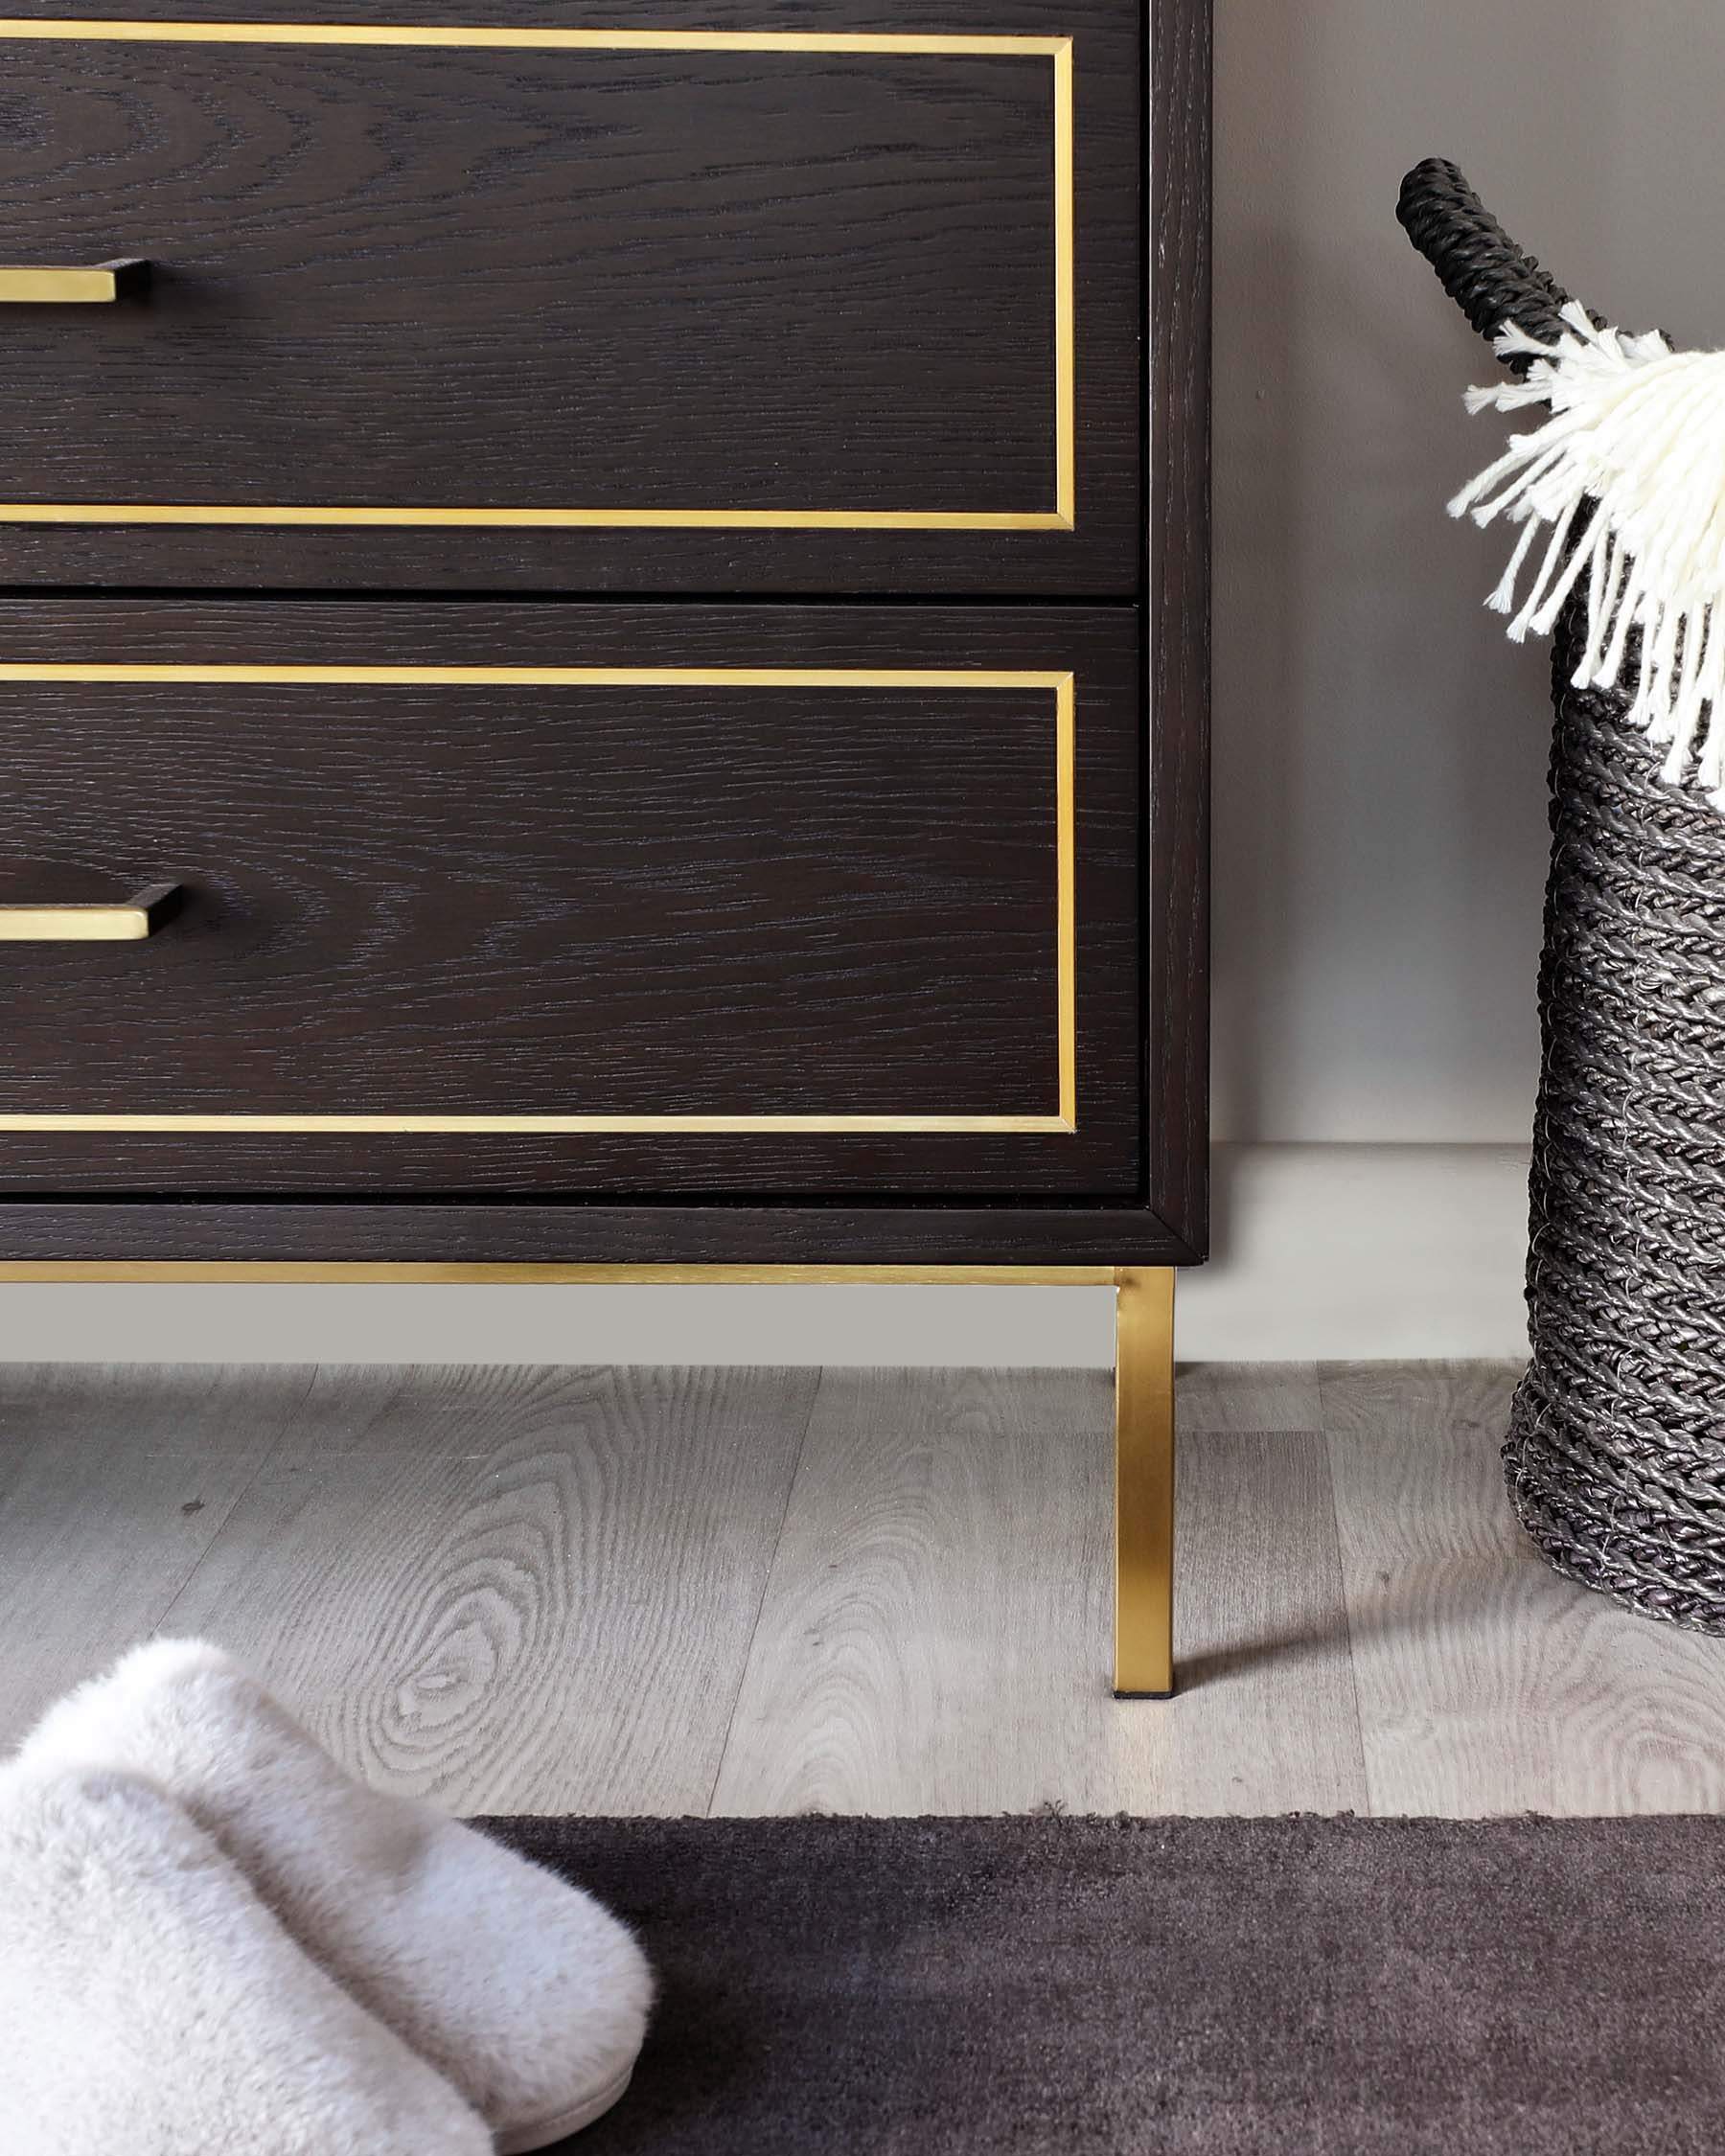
0,0,1209,1691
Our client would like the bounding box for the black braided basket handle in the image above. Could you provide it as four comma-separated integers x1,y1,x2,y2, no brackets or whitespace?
1397,158,1578,374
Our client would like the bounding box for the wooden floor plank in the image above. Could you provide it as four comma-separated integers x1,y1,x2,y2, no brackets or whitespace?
159,1365,818,1816
1178,1362,1322,1432
1173,1428,1368,1813
711,1370,1366,1816
0,1365,312,1747
1322,1360,1725,1815
11,1360,1723,1822
712,1368,1124,1816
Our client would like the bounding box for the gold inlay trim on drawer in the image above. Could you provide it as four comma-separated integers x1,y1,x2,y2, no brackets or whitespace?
0,665,1077,1136
0,21,1076,534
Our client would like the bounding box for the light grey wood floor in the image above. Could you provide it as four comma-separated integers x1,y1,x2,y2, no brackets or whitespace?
4,1361,1725,1817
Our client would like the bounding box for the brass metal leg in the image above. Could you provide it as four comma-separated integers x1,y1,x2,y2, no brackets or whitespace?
1113,1265,1176,1698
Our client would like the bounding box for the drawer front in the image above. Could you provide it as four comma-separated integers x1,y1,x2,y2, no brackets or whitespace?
0,1,1139,595
0,601,1142,1195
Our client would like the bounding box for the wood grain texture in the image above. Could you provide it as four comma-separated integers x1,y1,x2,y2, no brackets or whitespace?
1177,1361,1320,1432
7,1364,1725,1816
0,599,1140,1199
2,50,1060,511
710,1371,1363,1814
1146,0,1211,1252
0,0,1140,595
1171,1429,1368,1812
0,1363,310,1745
711,1367,1120,1815
155,1364,819,1813
0,0,1212,1261
0,1201,1195,1268
1322,1361,1725,1816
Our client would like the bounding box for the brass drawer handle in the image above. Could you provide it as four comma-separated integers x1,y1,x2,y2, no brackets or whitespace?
0,883,183,942
0,260,150,305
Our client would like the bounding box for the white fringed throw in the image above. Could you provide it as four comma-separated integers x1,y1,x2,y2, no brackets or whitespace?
1453,299,1725,808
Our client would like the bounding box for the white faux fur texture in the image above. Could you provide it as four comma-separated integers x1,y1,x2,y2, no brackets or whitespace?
0,1763,493,2156
1454,302,1725,808
23,1640,655,2153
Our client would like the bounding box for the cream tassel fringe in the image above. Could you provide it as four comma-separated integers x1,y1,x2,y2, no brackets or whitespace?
1452,300,1725,809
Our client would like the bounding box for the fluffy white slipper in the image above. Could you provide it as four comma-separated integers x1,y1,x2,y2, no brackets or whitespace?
24,1640,655,2153
0,1763,492,2156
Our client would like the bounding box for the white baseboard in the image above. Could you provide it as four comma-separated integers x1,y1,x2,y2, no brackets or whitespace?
0,1143,1531,1365
1176,1142,1530,1363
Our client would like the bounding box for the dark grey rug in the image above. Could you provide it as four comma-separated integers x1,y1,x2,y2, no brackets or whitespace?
479,1813,1725,2155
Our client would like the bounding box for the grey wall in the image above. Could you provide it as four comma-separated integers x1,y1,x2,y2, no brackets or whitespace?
1211,0,1725,1143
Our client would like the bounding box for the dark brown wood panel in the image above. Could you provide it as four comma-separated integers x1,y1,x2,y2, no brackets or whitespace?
0,1201,1200,1268
0,0,1210,1273
0,599,1140,1196
1146,0,1211,1251
0,0,1139,595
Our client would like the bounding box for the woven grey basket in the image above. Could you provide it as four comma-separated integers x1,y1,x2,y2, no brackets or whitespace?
1401,160,1725,1632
